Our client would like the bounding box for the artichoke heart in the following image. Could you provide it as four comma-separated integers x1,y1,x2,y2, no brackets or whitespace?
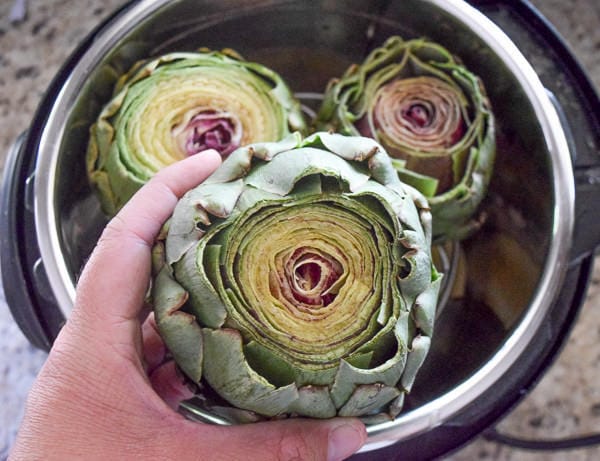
315,36,496,241
87,49,306,216
152,132,442,422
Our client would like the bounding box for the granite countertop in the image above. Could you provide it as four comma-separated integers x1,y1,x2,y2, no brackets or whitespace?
1,0,599,459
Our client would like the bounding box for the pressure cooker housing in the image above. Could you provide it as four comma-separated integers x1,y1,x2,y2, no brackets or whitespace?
2,0,600,459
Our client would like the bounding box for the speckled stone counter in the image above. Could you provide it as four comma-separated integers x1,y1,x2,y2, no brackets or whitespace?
1,1,599,459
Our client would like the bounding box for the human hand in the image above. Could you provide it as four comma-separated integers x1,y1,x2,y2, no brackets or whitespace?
9,150,367,461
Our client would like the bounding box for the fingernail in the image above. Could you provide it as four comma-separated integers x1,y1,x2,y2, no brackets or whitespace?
327,421,366,461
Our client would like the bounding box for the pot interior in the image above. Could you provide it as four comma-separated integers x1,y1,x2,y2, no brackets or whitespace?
47,0,562,443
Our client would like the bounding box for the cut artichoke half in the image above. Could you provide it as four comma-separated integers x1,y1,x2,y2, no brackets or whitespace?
315,36,496,241
87,49,306,216
152,132,442,422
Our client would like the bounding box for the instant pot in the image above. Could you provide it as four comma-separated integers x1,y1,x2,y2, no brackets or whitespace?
2,0,600,458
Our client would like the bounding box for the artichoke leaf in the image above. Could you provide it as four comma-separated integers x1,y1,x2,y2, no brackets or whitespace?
172,245,227,329
412,273,443,337
304,131,380,161
243,341,339,387
338,384,402,418
330,316,408,409
388,393,406,419
401,335,432,393
190,180,245,219
203,132,303,185
235,187,286,213
396,168,440,198
289,386,337,419
152,265,203,382
398,229,439,306
202,328,299,417
351,181,422,234
165,199,210,266
245,148,371,196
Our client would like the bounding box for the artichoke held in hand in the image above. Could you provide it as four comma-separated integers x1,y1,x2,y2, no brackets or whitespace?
152,132,442,422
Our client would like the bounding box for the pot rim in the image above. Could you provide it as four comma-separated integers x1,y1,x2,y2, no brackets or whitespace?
32,0,575,451
360,0,575,448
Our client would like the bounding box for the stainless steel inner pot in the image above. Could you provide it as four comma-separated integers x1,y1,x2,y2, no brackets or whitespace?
32,0,574,453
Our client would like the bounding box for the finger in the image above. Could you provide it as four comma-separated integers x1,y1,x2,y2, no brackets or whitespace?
75,151,222,332
174,417,367,461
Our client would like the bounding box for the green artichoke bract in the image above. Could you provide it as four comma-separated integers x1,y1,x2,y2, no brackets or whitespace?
315,36,495,241
152,131,442,422
87,49,306,216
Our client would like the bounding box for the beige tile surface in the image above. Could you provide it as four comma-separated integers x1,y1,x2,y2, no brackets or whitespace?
0,0,599,459
0,0,129,172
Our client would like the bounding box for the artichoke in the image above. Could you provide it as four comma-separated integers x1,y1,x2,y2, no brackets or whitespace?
315,36,495,241
152,131,442,423
87,49,306,216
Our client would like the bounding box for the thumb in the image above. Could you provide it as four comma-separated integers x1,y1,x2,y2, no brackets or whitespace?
177,417,367,461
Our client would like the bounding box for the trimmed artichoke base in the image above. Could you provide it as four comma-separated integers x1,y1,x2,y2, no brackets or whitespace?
87,49,306,216
315,35,496,242
152,132,441,422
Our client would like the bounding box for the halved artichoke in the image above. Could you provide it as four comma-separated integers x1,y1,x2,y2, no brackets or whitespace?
315,36,495,241
152,132,442,422
87,49,306,216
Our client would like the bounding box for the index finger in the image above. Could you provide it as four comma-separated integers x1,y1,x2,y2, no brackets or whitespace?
74,150,222,330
